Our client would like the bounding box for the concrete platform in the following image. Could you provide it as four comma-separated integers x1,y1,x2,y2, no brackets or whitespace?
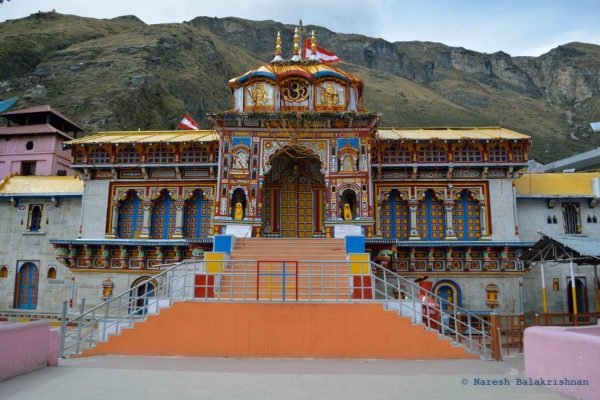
0,355,567,399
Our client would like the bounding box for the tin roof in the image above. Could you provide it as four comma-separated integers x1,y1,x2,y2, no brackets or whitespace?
65,130,219,146
376,127,530,141
0,175,83,195
521,232,600,265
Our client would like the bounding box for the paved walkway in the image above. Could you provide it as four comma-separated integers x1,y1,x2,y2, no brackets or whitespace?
0,355,567,400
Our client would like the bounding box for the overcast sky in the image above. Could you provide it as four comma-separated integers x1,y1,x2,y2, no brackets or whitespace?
1,0,599,56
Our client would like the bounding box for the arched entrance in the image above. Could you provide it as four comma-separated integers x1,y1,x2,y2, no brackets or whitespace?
567,277,588,314
130,277,157,315
263,147,325,238
15,262,39,310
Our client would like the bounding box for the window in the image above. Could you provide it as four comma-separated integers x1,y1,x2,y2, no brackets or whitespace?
512,147,523,162
563,203,581,234
418,143,447,163
21,161,36,176
89,149,111,164
380,190,409,239
416,190,445,239
116,146,140,164
118,191,143,239
147,144,174,163
74,151,85,164
47,266,57,279
151,190,177,239
25,141,34,151
27,204,43,232
488,144,508,162
184,190,211,239
0,266,8,278
382,144,411,164
452,190,481,240
181,145,209,163
453,144,482,163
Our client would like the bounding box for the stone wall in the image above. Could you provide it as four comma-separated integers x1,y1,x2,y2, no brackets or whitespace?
0,197,80,313
488,179,518,240
80,180,110,239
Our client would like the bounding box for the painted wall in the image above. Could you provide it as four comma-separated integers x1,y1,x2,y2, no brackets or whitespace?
517,197,600,242
80,180,110,239
488,179,518,240
0,134,71,178
525,326,600,400
0,197,81,312
0,320,59,381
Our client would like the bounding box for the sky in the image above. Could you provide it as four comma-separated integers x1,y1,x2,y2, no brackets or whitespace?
1,0,599,56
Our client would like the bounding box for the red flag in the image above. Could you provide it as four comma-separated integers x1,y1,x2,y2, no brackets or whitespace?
178,113,201,130
303,39,340,64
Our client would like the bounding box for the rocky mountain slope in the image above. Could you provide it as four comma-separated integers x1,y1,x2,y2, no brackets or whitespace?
1,11,599,162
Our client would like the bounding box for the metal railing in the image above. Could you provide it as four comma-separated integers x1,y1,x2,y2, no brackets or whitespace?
60,258,497,360
370,263,497,360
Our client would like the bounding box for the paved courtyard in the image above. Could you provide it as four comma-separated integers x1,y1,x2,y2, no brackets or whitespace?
0,355,567,400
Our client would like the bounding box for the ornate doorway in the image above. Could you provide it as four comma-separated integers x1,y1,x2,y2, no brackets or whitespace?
263,147,325,238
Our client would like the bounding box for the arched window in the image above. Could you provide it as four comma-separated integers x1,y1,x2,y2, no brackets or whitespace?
453,143,482,163
28,205,43,232
488,144,508,162
47,267,57,279
88,148,111,164
232,148,249,169
0,266,8,278
380,190,409,239
416,190,444,240
116,146,140,164
147,144,174,163
434,280,462,311
181,145,209,163
382,144,411,163
130,277,157,315
340,152,357,172
452,190,481,240
151,190,177,239
184,189,211,239
118,191,143,239
418,142,447,163
16,262,39,310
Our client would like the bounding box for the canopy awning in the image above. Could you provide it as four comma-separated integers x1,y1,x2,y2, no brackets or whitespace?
521,232,600,265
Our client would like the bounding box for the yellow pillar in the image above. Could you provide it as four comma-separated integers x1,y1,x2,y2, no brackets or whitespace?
540,262,548,313
569,259,578,315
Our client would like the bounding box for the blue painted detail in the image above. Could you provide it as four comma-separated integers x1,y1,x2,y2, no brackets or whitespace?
433,279,462,310
238,71,276,84
214,235,234,254
345,236,365,253
232,137,252,148
119,194,141,239
337,137,359,150
17,262,39,310
313,70,350,81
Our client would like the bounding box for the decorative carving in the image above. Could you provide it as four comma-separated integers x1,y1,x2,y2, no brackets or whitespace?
282,79,309,102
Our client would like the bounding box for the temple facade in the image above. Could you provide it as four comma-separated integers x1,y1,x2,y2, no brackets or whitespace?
2,31,538,315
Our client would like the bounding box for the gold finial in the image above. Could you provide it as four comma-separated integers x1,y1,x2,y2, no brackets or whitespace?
272,30,283,62
276,31,282,55
309,30,319,61
291,27,300,61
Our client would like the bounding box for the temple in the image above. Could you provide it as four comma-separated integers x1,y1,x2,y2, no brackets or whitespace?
27,30,532,314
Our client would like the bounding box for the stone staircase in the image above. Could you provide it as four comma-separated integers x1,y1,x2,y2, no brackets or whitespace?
217,238,350,301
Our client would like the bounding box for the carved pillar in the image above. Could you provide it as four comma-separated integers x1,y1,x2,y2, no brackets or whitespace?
408,199,420,240
173,200,185,239
480,203,491,239
444,200,457,240
139,200,152,239
107,203,120,238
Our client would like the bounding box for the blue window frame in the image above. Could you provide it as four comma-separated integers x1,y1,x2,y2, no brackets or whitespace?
119,192,143,239
417,190,445,240
16,262,39,310
151,191,176,239
453,190,481,240
184,190,211,239
380,190,409,239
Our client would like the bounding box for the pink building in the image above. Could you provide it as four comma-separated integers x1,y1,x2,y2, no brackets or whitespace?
0,105,84,178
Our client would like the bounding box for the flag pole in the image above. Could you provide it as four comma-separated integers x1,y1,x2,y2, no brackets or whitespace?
299,19,303,60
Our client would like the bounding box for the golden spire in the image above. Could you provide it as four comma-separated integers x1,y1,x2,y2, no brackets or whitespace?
309,30,318,61
271,30,283,62
291,27,300,61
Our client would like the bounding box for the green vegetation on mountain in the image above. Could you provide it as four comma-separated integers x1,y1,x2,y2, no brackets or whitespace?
1,11,599,162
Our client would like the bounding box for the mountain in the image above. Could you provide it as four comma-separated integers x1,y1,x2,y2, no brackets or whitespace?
1,11,599,162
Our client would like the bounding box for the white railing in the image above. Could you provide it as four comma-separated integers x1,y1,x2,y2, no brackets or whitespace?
60,259,497,360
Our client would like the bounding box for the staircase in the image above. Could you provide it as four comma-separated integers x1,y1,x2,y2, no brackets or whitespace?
217,238,350,301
